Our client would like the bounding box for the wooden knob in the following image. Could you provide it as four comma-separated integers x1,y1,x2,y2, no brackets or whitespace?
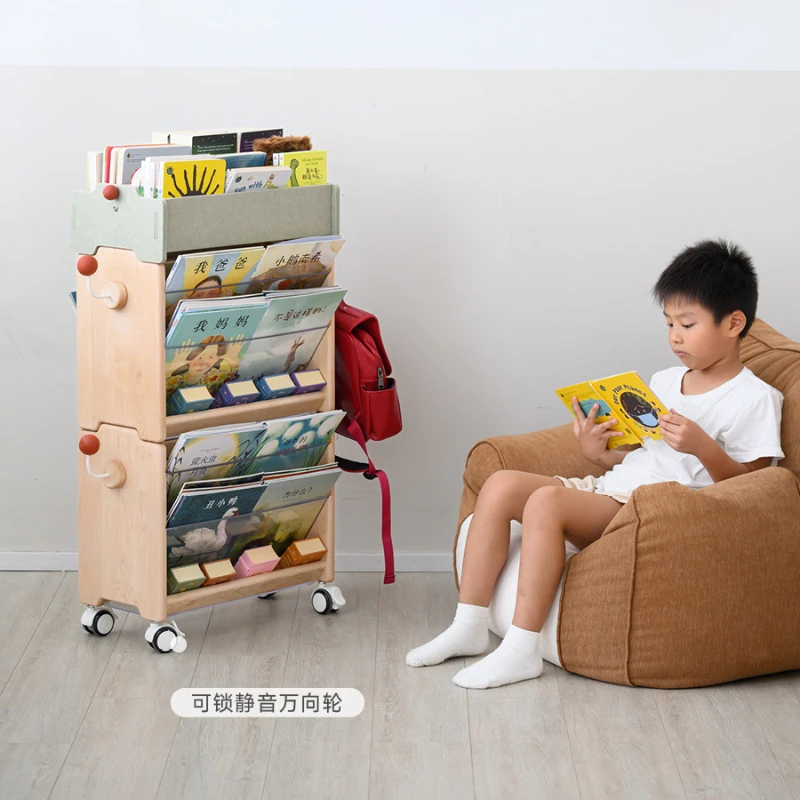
104,460,127,489
77,255,98,276
79,434,100,455
101,282,128,310
102,185,119,200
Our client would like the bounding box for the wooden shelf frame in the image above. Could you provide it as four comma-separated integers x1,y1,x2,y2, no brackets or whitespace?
75,185,340,624
78,424,335,622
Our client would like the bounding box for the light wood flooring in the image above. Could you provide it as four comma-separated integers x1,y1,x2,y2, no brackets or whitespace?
0,571,798,800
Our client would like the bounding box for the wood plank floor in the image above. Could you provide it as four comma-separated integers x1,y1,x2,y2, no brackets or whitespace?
0,571,797,800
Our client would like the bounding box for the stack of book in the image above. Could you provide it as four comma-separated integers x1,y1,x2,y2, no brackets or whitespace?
164,410,342,594
160,235,346,415
87,127,328,196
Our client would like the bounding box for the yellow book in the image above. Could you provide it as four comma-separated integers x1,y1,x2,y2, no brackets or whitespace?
274,150,327,186
160,158,226,198
555,371,667,448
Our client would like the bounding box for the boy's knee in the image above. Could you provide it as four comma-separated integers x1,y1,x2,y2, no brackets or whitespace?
479,470,515,499
523,485,564,518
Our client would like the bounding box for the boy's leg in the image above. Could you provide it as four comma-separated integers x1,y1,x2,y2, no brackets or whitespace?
406,470,561,668
454,487,623,688
459,471,563,607
511,487,623,629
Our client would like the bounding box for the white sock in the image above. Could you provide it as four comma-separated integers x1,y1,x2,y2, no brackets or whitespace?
452,624,543,689
405,603,490,667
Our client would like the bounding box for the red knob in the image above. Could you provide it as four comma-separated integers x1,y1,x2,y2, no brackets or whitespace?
77,255,98,276
102,184,119,200
79,434,100,456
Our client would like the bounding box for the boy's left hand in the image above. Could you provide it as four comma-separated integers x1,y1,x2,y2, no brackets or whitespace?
658,408,712,455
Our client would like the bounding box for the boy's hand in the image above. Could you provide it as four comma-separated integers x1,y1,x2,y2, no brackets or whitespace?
658,408,712,456
571,397,625,461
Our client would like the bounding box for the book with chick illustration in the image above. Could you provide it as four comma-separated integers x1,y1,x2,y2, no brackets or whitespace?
555,371,667,448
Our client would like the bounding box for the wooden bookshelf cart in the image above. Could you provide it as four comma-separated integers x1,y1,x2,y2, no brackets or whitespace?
72,184,344,652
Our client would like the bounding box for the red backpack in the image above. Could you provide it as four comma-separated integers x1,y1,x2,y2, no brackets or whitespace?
334,301,402,584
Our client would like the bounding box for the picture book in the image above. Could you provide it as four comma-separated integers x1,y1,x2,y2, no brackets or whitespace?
220,152,267,170
224,166,292,193
555,371,667,448
167,479,268,529
164,287,346,396
246,235,345,293
113,144,191,184
227,467,341,562
153,127,283,153
139,154,221,198
273,150,327,186
153,131,237,155
158,158,227,198
103,142,151,183
235,287,347,381
237,127,283,152
165,410,345,505
164,246,265,315
165,296,266,397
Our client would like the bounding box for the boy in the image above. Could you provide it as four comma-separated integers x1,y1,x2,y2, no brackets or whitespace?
407,239,784,689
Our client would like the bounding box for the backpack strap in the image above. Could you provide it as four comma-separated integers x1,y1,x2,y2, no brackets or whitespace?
335,418,396,585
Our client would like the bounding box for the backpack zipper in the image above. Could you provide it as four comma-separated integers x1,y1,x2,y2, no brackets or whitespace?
377,366,385,390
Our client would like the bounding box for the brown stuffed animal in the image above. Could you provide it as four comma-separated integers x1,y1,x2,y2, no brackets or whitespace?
253,135,312,166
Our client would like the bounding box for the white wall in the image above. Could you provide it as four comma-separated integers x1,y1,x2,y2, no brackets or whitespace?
4,0,800,70
1,6,800,567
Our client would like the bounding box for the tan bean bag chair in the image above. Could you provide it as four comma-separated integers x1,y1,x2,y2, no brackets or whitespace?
453,319,800,688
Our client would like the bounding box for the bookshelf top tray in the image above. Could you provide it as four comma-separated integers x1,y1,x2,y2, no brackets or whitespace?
70,184,341,264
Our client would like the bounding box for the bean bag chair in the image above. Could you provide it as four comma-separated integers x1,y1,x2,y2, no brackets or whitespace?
453,319,800,688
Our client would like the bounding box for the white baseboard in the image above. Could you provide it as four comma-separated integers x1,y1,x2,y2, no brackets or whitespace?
0,552,453,573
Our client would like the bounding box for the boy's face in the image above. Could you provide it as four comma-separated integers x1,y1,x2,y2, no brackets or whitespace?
663,298,742,369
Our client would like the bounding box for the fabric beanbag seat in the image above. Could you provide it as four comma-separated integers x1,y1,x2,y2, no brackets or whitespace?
452,319,800,688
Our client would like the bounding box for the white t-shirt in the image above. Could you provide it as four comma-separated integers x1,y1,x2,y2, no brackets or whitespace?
598,366,785,497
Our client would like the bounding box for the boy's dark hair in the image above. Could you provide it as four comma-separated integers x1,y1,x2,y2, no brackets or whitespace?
652,239,758,338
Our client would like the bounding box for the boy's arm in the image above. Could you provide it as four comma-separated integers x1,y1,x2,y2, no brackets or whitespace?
693,446,771,483
592,444,641,471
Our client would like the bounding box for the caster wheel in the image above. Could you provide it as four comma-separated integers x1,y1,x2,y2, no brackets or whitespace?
312,585,345,614
151,626,177,653
145,621,187,653
91,609,116,636
81,606,116,636
312,588,333,614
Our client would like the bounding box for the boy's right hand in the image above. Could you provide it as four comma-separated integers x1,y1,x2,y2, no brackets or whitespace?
571,397,625,462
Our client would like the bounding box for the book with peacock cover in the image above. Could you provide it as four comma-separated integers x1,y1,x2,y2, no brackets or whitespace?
555,370,667,448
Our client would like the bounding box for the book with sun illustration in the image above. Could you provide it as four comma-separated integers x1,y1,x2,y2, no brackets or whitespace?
555,371,667,448
158,158,226,198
